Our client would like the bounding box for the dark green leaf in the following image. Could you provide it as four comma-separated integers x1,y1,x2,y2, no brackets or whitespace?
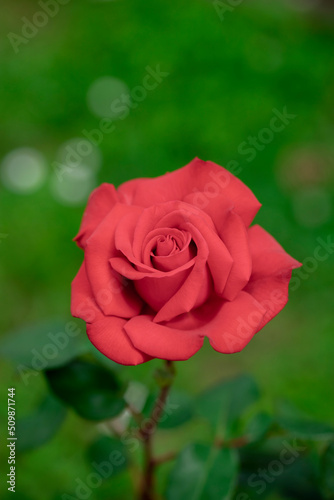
143,389,194,429
321,442,334,497
245,412,273,443
0,319,90,371
276,402,334,441
16,394,67,452
196,374,260,430
45,360,126,421
166,443,238,500
86,436,128,477
277,417,334,441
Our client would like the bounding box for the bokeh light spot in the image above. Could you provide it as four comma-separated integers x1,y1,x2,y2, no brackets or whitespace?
1,148,47,194
56,138,102,172
87,76,130,119
50,165,96,206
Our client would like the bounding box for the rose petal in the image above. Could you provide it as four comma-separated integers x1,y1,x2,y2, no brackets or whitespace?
150,205,233,296
87,316,152,365
85,204,143,318
183,191,233,235
244,224,301,332
152,242,194,272
74,183,119,248
117,158,261,227
220,212,252,301
71,261,103,323
109,255,196,280
248,225,302,278
134,266,193,311
244,273,292,333
124,315,204,360
203,292,266,354
154,291,266,354
114,209,145,265
190,291,265,354
152,223,211,323
128,200,214,262
153,262,212,323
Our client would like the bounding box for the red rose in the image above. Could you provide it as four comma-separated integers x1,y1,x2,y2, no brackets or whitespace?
71,158,301,365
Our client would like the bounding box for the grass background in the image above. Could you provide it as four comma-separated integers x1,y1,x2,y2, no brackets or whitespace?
0,0,333,498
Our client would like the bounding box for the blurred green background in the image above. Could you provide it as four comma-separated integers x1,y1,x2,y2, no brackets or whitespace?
0,0,333,499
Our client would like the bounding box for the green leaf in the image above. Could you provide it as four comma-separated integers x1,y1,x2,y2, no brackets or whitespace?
196,374,260,431
86,436,128,477
276,402,334,441
166,443,238,500
321,442,334,497
16,394,67,452
0,319,91,371
245,412,273,443
143,389,194,429
45,360,126,421
277,417,334,441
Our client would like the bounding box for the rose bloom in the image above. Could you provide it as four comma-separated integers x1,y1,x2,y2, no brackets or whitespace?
71,158,301,365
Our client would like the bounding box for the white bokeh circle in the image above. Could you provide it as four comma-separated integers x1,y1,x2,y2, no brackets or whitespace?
1,148,47,194
56,137,102,172
87,76,130,119
50,165,96,206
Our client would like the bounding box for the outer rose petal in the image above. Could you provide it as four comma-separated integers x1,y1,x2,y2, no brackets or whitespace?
164,291,266,354
124,315,204,360
71,261,103,323
248,225,301,278
85,204,143,318
117,158,261,227
245,224,302,332
74,184,119,248
87,317,152,365
220,212,252,301
203,292,266,353
244,273,292,333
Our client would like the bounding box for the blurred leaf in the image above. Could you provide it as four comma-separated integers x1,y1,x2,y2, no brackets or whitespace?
86,436,128,477
277,417,334,441
321,442,334,498
143,389,194,429
16,394,67,452
276,402,334,441
0,319,90,371
196,374,260,431
166,443,238,500
277,454,324,500
245,412,273,443
45,360,126,421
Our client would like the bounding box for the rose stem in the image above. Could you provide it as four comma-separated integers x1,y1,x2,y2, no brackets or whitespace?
140,359,175,500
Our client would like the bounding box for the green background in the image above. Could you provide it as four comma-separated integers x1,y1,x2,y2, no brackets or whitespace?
0,0,333,499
